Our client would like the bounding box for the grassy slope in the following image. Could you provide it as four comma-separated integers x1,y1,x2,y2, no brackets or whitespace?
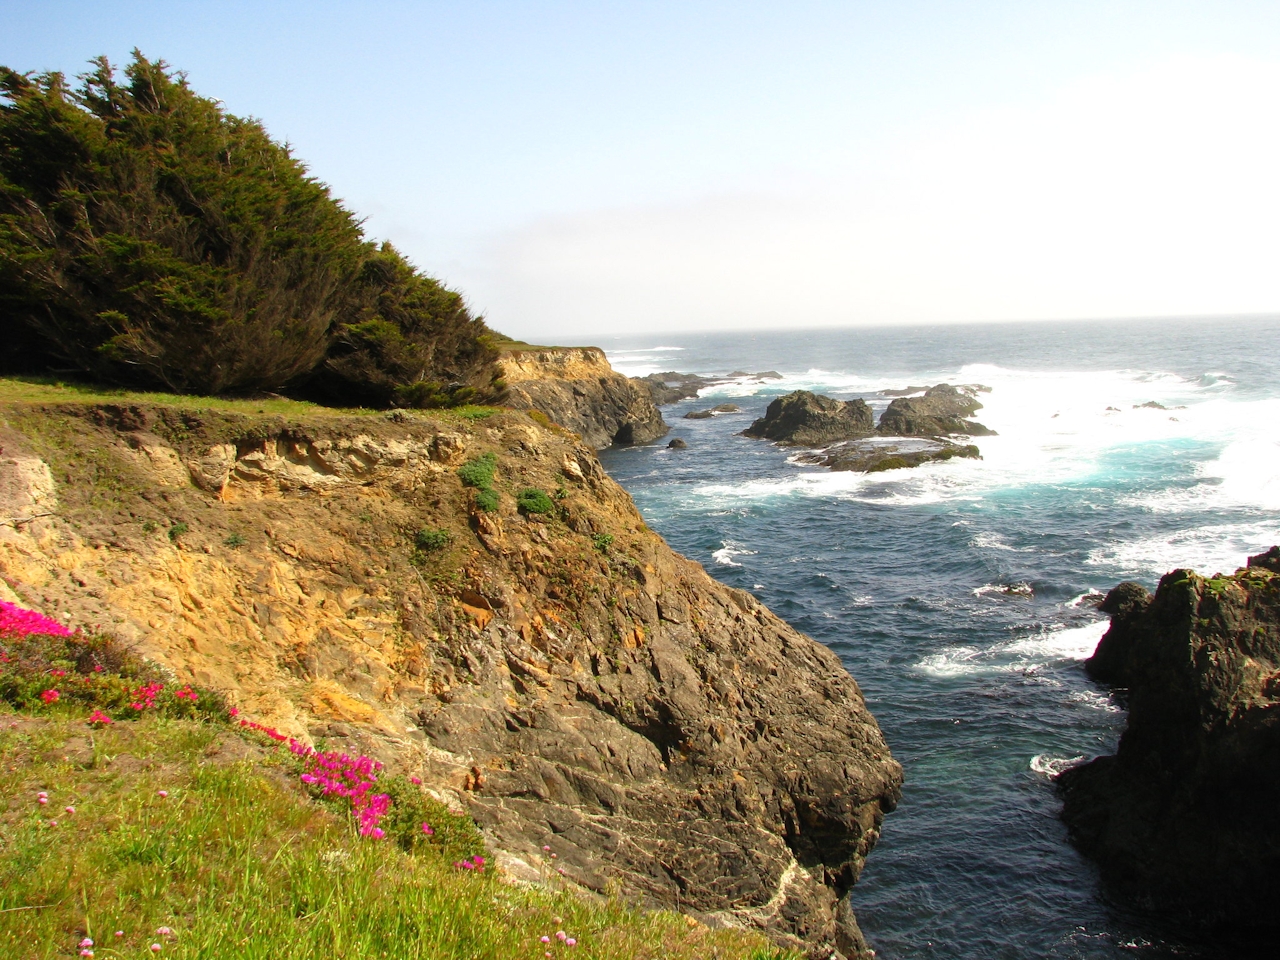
0,713,791,960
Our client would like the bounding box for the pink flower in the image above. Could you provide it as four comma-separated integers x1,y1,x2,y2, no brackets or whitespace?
79,938,93,948
155,926,173,937
80,951,93,957
556,930,567,940
114,932,123,938
566,938,577,946
87,709,113,727
150,945,162,953
540,936,551,943
40,688,60,704
421,823,434,835
542,844,551,852
65,805,75,814
156,790,168,798
38,796,48,805
49,819,58,827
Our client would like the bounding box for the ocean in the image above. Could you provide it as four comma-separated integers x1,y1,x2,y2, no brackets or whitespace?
597,316,1280,960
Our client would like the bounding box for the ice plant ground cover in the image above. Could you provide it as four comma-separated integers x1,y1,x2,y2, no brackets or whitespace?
0,601,795,959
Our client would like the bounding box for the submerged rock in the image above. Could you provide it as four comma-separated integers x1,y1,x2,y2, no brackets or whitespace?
667,437,688,449
741,391,874,446
1058,549,1280,930
683,403,741,419
876,384,994,437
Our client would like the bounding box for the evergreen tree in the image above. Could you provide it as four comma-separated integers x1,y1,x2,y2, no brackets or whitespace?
0,52,496,402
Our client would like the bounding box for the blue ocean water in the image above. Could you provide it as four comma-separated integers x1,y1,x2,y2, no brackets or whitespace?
597,317,1280,960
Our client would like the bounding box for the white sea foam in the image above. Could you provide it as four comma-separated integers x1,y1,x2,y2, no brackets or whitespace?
1030,754,1086,777
1086,522,1280,580
671,361,1280,525
711,541,758,567
914,619,1108,679
1066,689,1122,713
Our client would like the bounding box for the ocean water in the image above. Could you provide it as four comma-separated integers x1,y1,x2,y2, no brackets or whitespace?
597,316,1280,960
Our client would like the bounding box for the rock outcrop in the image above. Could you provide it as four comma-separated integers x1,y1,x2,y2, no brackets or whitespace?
1057,549,1280,929
876,384,994,437
741,392,875,446
794,439,981,473
0,397,901,958
495,348,668,449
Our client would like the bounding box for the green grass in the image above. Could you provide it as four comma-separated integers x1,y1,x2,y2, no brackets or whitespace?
0,377,502,424
0,715,791,960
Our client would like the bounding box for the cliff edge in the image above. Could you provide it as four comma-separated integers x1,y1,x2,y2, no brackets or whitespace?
495,347,668,449
1058,548,1280,929
0,392,900,958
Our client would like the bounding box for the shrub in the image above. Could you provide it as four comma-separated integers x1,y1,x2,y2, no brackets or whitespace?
516,488,555,515
592,533,614,552
223,532,246,548
456,453,497,489
413,528,450,552
472,488,500,513
168,521,189,540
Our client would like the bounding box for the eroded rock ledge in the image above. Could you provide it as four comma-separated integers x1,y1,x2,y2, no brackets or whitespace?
0,400,901,958
1059,548,1280,930
496,347,668,449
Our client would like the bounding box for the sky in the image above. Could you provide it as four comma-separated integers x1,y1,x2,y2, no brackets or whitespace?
4,1,1280,340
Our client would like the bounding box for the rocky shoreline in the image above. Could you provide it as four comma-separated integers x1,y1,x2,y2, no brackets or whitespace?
0,391,902,959
1058,548,1280,931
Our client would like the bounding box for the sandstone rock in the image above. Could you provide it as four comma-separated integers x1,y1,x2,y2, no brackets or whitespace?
742,391,874,447
0,399,900,958
496,348,668,449
876,384,994,437
1058,551,1280,930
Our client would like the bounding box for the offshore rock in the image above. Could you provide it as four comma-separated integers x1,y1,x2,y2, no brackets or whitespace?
1058,550,1280,930
876,384,994,437
0,399,901,959
802,438,981,473
496,347,668,449
742,391,874,447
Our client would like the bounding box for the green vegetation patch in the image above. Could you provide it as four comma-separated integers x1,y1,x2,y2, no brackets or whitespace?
457,453,498,489
516,488,556,515
473,487,501,513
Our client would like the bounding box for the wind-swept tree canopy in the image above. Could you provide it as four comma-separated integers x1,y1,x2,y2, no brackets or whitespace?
0,52,496,402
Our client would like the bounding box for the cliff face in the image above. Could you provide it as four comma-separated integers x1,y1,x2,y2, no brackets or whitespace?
495,348,668,449
1059,549,1280,928
0,397,900,958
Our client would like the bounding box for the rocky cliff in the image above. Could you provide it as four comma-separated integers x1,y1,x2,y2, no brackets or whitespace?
1058,549,1280,930
0,394,901,958
495,347,668,449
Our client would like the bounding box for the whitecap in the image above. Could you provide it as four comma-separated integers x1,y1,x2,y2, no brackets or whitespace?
711,541,758,567
1066,689,1123,713
913,619,1108,679
1030,754,1086,778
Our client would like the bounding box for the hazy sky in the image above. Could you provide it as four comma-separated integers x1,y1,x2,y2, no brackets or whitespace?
5,1,1280,340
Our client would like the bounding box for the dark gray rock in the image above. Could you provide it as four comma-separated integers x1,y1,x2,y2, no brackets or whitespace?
742,391,874,446
667,437,688,449
817,438,981,473
684,403,741,419
1058,550,1280,931
877,384,994,437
